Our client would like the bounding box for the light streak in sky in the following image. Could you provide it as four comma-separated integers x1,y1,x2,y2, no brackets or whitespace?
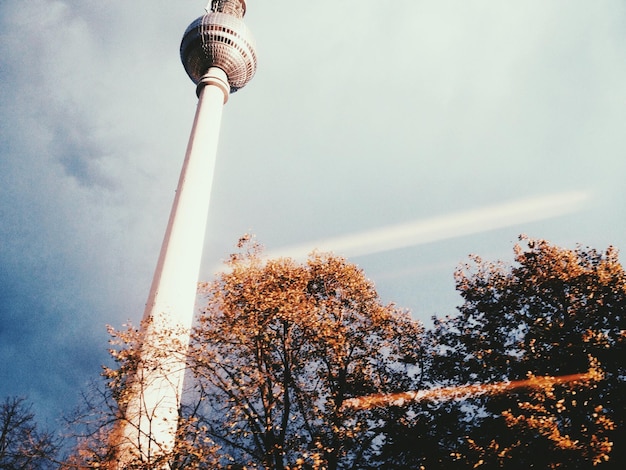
266,191,590,260
342,371,599,411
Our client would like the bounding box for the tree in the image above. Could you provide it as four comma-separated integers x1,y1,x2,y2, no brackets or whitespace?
417,236,624,468
186,236,424,469
63,236,424,469
62,322,221,469
0,396,59,469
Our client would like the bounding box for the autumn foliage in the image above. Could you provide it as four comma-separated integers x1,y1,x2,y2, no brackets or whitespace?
187,236,424,469
381,236,625,469
23,235,623,468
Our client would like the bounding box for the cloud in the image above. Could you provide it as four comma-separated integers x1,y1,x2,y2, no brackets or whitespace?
0,0,195,423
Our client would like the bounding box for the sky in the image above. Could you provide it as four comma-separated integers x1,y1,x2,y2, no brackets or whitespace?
1,0,625,427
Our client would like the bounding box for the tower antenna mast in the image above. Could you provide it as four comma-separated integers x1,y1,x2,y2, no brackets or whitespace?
114,0,257,465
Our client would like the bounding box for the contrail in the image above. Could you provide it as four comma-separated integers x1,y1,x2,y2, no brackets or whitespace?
265,191,589,260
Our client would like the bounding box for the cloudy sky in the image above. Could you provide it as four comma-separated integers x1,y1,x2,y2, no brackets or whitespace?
1,1,625,426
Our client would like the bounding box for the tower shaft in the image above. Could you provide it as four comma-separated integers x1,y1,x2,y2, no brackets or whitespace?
111,0,256,464
115,68,229,466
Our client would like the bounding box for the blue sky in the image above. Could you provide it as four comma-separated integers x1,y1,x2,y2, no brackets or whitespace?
1,0,625,426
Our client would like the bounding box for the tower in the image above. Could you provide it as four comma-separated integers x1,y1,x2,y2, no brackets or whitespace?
114,0,256,465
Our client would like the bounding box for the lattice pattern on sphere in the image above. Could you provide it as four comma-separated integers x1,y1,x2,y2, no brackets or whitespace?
181,12,257,92
210,0,246,18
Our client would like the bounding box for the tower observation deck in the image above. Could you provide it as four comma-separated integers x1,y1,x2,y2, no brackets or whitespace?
181,0,257,93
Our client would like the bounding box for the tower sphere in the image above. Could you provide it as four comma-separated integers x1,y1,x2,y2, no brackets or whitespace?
180,12,257,93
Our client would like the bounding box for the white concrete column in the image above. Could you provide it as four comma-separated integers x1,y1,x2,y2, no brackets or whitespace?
115,67,229,466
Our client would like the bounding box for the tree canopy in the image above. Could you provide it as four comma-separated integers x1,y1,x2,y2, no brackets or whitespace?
187,236,424,469
382,236,625,469
0,396,59,469
56,235,625,468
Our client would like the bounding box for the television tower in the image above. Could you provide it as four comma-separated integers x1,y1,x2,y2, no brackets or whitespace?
114,0,256,465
